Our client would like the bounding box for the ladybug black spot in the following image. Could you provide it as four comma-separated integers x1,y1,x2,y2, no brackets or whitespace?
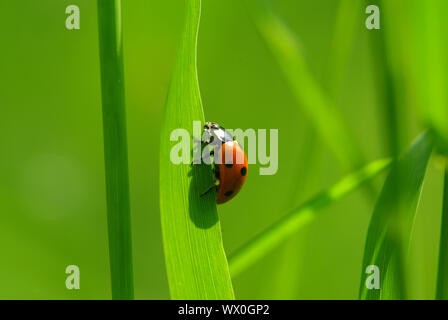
240,167,247,176
224,190,234,197
225,163,233,168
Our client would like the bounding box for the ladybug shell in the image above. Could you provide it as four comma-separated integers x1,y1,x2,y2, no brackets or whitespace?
216,141,248,204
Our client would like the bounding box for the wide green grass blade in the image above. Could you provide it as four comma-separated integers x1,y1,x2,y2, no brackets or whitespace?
159,0,234,300
245,0,364,170
359,132,433,300
97,0,134,300
436,163,448,299
229,158,391,277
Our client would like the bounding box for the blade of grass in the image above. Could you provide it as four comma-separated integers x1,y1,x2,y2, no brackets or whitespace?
436,162,448,299
229,158,391,277
97,0,134,300
359,132,433,300
408,0,448,152
271,1,365,298
367,0,403,157
245,0,364,170
159,0,234,299
327,0,362,98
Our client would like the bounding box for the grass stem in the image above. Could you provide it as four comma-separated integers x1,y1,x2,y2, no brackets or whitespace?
97,0,134,300
436,162,448,299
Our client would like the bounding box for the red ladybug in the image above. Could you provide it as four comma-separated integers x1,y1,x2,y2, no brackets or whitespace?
200,122,248,204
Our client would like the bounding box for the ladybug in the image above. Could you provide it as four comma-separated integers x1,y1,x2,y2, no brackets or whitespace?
199,122,248,204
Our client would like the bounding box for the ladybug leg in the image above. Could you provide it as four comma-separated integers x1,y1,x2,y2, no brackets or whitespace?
200,179,220,197
201,149,214,163
191,149,214,166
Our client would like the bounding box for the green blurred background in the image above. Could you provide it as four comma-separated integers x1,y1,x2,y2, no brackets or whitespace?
0,0,445,299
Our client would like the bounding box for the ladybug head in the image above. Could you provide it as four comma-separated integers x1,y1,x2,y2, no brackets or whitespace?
203,122,234,144
204,122,220,130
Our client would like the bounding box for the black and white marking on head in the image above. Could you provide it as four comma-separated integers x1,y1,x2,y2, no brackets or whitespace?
204,122,233,144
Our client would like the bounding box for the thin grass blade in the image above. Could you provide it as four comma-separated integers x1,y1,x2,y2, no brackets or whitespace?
408,0,448,152
97,0,134,300
436,163,448,299
359,132,433,299
245,0,364,170
367,0,403,157
327,0,362,97
229,158,391,277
